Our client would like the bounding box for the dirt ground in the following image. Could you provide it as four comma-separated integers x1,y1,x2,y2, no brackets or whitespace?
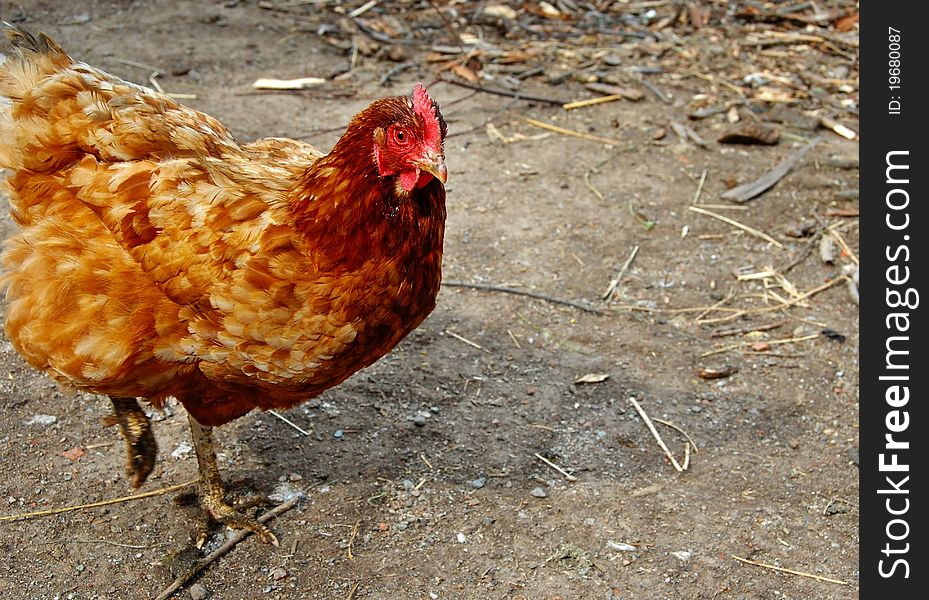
0,1,859,599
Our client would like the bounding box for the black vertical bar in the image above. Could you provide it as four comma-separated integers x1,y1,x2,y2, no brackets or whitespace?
861,4,927,596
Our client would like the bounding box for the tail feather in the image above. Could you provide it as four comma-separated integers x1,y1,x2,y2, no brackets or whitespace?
1,23,72,99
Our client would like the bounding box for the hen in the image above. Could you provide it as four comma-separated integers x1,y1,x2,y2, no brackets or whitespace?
0,26,447,544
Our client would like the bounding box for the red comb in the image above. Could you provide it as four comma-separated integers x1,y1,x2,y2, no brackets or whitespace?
412,83,441,147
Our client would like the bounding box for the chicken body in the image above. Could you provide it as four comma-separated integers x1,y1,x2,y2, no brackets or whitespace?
0,27,446,542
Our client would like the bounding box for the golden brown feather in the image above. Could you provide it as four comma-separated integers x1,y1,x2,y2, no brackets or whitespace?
0,25,447,543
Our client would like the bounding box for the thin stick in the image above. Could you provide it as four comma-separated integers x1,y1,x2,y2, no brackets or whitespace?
346,520,360,559
691,168,708,204
682,442,691,470
443,281,605,315
653,418,698,454
347,0,378,18
563,94,623,110
827,227,859,265
506,329,522,349
602,245,640,302
53,539,170,549
700,333,819,357
110,56,165,74
534,452,578,482
697,277,845,325
525,118,623,146
445,330,485,351
437,78,565,105
731,555,848,585
628,398,684,472
688,206,784,248
346,581,361,600
0,479,198,523
154,495,302,600
268,410,311,436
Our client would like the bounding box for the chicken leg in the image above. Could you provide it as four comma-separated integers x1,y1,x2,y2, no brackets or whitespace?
186,413,279,547
102,397,157,488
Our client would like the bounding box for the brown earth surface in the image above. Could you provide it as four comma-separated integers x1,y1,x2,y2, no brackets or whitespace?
0,2,859,599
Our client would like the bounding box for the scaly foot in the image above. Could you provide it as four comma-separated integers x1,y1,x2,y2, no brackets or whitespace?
195,487,278,548
102,397,157,488
186,412,279,547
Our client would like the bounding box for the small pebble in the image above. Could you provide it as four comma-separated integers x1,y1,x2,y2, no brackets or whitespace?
334,430,343,439
530,487,548,498
26,414,57,426
412,414,427,427
270,567,288,580
848,447,859,466
189,583,209,600
456,532,466,543
671,550,692,561
482,516,495,525
469,477,487,490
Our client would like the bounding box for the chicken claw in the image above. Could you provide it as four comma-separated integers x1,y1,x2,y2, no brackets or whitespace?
187,413,279,547
102,397,157,488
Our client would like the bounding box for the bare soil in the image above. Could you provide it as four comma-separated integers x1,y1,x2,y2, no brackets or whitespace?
0,2,859,599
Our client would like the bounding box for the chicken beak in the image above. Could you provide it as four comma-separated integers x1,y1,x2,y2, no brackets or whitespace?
417,153,448,186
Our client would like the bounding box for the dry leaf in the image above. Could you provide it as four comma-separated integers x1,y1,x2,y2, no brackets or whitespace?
62,446,85,461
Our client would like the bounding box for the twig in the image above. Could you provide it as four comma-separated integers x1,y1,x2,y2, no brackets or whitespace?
347,0,378,18
691,168,708,204
628,398,684,472
700,333,820,357
827,226,859,265
445,330,486,351
346,581,361,600
731,555,848,585
534,452,578,482
268,410,311,436
154,495,302,600
506,329,522,349
437,78,566,105
427,0,465,51
443,281,605,315
52,538,170,549
563,94,623,110
721,136,821,203
525,118,622,146
379,62,414,86
0,480,198,523
697,276,845,325
652,418,698,454
688,206,784,248
602,245,640,303
110,56,165,75
346,520,361,559
710,320,787,338
639,78,672,104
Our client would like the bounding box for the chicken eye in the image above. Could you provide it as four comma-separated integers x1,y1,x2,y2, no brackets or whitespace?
393,128,409,145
